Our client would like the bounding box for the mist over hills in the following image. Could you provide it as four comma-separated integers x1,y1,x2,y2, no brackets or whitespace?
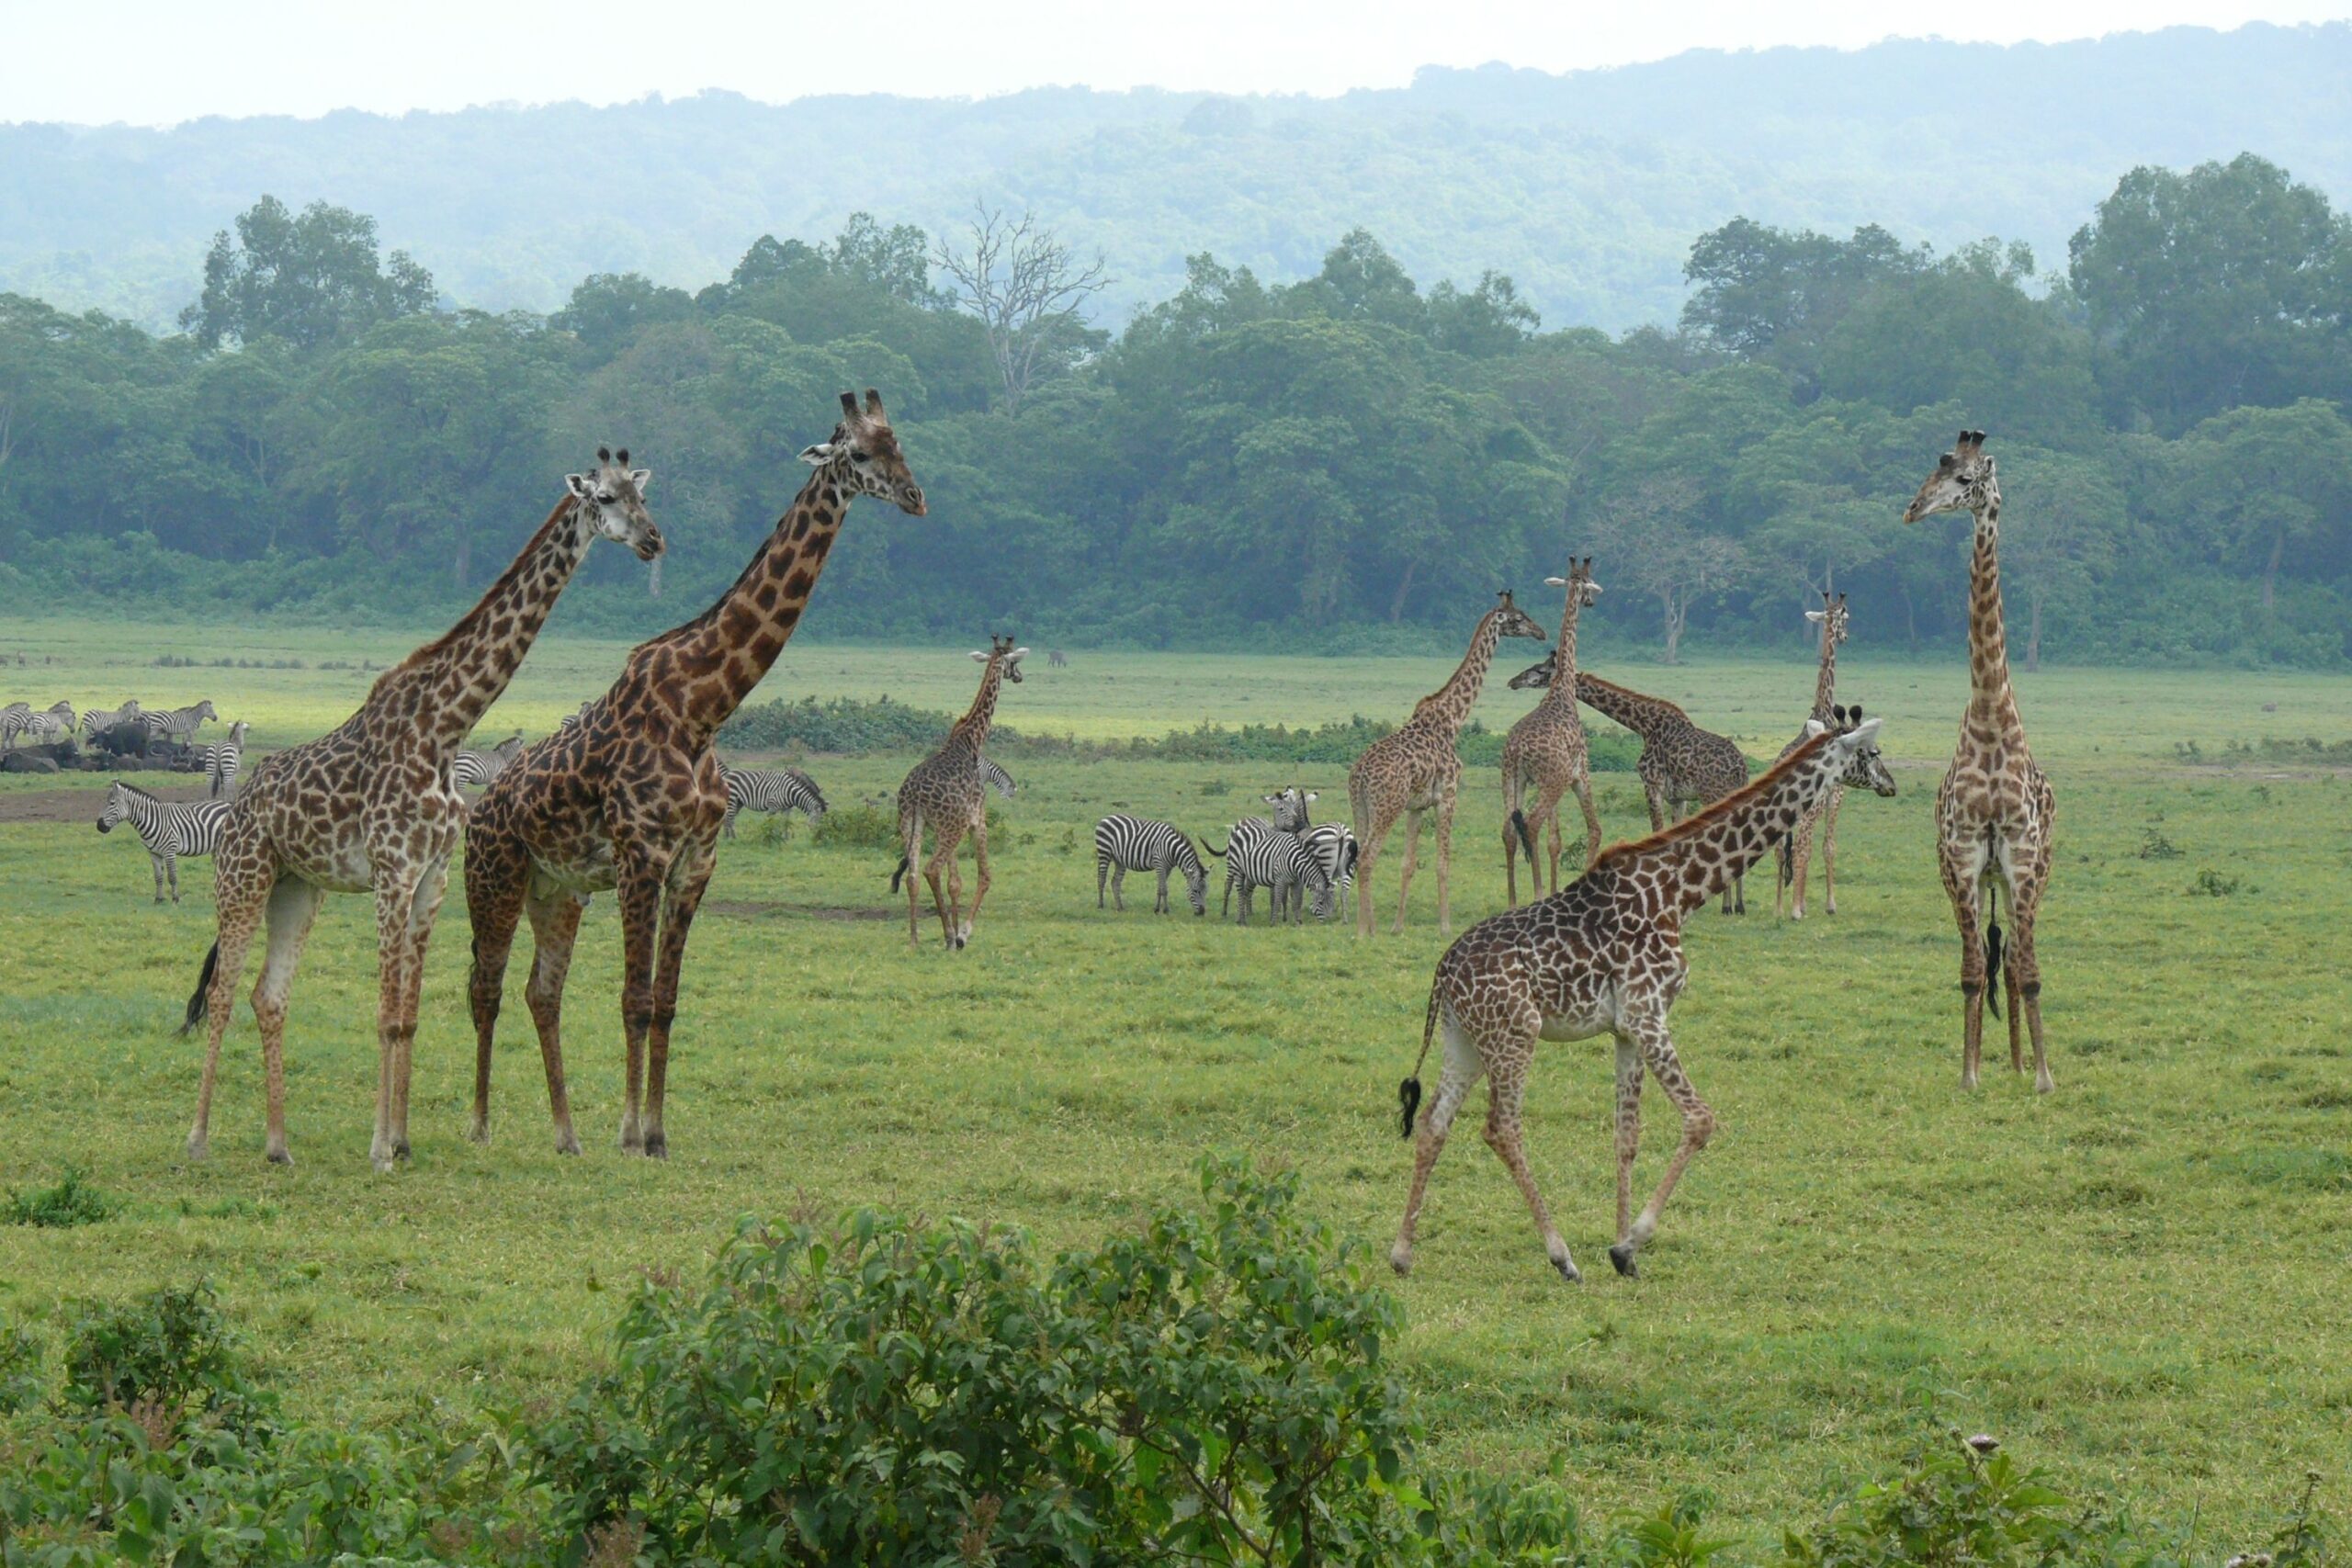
5,22,2348,331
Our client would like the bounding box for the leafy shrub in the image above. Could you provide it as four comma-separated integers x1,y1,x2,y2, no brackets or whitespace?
2189,868,2246,897
811,803,898,852
4,1166,118,1228
0,1319,43,1415
58,1281,273,1439
2137,826,2182,860
719,693,956,753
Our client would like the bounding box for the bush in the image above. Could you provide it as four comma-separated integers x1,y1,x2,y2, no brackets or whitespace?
811,803,899,852
719,693,956,753
0,1319,42,1415
4,1167,118,1229
58,1281,273,1439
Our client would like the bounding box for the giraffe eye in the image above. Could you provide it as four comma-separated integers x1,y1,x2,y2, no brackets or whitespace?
596,491,616,504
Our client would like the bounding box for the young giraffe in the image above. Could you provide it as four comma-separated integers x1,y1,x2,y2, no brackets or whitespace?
1776,592,1849,919
467,391,925,1157
1572,672,1752,913
1905,430,2056,1093
1349,592,1547,939
180,451,662,1168
1500,558,1605,907
1388,716,1883,1282
891,637,1027,948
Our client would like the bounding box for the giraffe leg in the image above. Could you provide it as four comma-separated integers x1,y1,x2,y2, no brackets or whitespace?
1542,797,1565,896
1481,1035,1579,1282
464,838,526,1146
641,843,715,1160
1390,808,1423,934
251,876,323,1167
1389,1010,1483,1276
1612,1036,1642,1248
614,847,671,1155
1573,774,1603,874
387,852,450,1162
1820,789,1842,915
2011,880,2053,1094
961,817,991,944
188,843,269,1163
1502,810,1520,908
1939,843,1988,1090
1784,805,1816,919
367,879,421,1173
1645,778,1668,834
522,889,587,1155
1433,785,1457,937
904,815,925,947
1611,1011,1717,1278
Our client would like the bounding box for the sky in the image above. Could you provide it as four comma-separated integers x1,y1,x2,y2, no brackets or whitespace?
5,0,2348,126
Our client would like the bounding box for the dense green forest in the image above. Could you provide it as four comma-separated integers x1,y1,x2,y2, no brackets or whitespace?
1,149,2348,664
4,25,2349,332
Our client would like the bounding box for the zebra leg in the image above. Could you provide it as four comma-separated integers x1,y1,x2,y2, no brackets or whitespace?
1154,861,1170,915
252,877,324,1166
151,852,168,905
721,805,737,840
520,889,587,1155
1111,862,1127,912
1097,852,1109,909
166,852,181,906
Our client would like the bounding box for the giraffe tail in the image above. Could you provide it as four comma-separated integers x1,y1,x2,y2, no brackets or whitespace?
888,855,910,895
1981,878,2004,1019
177,942,220,1037
1398,982,1442,1138
1510,807,1538,865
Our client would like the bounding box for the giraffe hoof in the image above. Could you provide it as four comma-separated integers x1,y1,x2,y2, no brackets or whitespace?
268,1148,296,1168
555,1133,582,1156
467,1121,492,1145
642,1133,668,1160
1388,1247,1412,1277
1551,1254,1581,1284
185,1134,209,1163
1608,1242,1639,1278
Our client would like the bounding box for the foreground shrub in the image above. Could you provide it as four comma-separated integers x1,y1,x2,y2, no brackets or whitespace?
57,1282,272,1440
4,1167,119,1229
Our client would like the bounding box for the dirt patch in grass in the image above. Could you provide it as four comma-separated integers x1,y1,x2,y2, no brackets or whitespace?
703,899,896,922
0,783,211,824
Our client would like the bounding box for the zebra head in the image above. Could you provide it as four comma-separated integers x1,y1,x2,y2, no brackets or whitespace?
1262,787,1317,832
96,780,133,834
1302,858,1337,921
1180,845,1209,917
566,446,666,562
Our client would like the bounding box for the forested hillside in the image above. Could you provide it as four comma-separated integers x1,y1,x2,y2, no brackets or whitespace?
3,141,2346,665
4,24,2349,331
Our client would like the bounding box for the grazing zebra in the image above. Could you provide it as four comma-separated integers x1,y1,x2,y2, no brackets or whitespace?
979,756,1016,799
82,699,143,738
1047,649,1069,668
1202,824,1335,926
1095,814,1209,915
1216,787,1317,917
8,700,76,747
453,733,526,791
96,780,232,905
1301,822,1360,919
720,764,829,839
197,721,250,798
140,700,219,748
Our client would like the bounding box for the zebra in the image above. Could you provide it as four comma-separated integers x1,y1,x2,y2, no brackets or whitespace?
1216,787,1317,917
1300,822,1360,919
96,780,232,905
140,700,219,750
82,699,143,738
1095,814,1209,915
1201,823,1335,926
720,764,829,839
7,700,76,748
979,756,1016,800
555,699,596,732
1047,649,1069,668
196,720,250,798
453,733,526,791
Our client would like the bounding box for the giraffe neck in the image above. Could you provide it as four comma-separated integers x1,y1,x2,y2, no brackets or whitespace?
390,494,599,755
1811,622,1838,722
640,459,859,754
1414,611,1504,739
1537,593,1585,719
1964,497,2023,736
947,662,1005,756
1574,673,1683,738
1617,733,1840,918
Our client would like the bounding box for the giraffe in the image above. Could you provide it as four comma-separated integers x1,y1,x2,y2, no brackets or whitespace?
1387,715,1883,1282
1905,430,2056,1093
1572,672,1752,913
1776,592,1849,919
891,636,1026,948
466,390,924,1157
179,451,663,1168
1500,558,1605,906
1349,592,1547,939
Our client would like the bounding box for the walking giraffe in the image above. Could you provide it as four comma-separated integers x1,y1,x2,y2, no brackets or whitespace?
468,391,925,1157
1905,430,2056,1092
1350,592,1547,938
1776,592,1849,919
1572,672,1751,913
892,637,1026,948
1388,716,1884,1282
179,451,662,1168
1500,558,1604,906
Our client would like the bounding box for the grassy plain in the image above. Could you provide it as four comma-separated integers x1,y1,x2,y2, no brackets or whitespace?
2,617,2348,1551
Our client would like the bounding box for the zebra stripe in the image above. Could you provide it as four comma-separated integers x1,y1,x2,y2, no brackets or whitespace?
195,721,250,798
1300,823,1359,919
1094,815,1208,915
979,756,1016,800
453,734,526,791
82,699,143,737
96,781,232,905
720,765,829,838
140,700,219,744
6,701,76,747
1202,822,1333,926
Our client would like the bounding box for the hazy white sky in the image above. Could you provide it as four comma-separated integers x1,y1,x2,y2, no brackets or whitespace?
5,0,2346,126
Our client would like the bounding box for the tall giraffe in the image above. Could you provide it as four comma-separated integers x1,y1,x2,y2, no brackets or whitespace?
1571,672,1752,912
467,391,924,1157
1500,558,1604,906
1388,716,1883,1282
891,636,1026,948
1776,592,1849,919
180,452,662,1168
1905,430,2056,1093
1349,592,1547,938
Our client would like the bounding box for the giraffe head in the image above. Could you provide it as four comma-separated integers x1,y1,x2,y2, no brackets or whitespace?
1804,592,1850,647
1489,590,1548,642
800,389,928,516
1832,703,1897,796
1507,649,1556,691
565,447,666,561
1903,430,1998,524
970,634,1029,682
1262,788,1317,832
1542,558,1603,610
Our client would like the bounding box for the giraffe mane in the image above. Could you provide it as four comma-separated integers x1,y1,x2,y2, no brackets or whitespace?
1594,727,1831,868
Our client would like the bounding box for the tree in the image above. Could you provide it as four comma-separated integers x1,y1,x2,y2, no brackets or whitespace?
1586,476,1742,663
551,273,695,360
1680,220,1927,396
179,197,436,351
934,206,1112,416
829,212,949,309
2001,449,2123,671
2173,400,2352,614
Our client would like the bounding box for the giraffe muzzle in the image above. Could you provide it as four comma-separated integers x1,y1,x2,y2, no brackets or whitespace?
632,527,667,563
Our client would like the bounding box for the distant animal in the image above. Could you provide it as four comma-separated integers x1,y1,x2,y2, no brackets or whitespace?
452,733,526,791
9,700,77,748
96,780,233,905
1573,672,1752,913
720,765,829,839
1300,823,1360,918
1203,824,1335,926
1047,649,1069,668
141,700,220,748
197,721,251,798
95,720,153,760
893,637,1024,948
554,700,595,732
1216,788,1317,918
1,701,27,741
82,699,143,738
979,756,1017,799
1095,814,1209,915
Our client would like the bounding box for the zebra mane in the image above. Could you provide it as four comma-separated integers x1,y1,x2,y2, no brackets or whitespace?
111,780,161,801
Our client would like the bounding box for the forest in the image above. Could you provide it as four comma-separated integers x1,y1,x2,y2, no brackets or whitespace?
1,150,2348,665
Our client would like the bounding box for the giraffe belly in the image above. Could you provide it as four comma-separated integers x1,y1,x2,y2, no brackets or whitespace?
529,848,616,899
1536,1009,1613,1044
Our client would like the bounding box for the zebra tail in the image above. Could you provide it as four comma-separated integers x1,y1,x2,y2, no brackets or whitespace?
1510,807,1537,864
1399,982,1443,1138
178,942,220,1037
1200,836,1227,858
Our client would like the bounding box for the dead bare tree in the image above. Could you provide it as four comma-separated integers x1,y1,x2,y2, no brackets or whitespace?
934,205,1111,416
1587,477,1744,664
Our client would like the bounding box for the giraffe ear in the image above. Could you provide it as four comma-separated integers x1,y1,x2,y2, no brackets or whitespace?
1544,576,1567,587
564,473,594,499
1012,647,1031,660
798,443,835,467
1805,609,1826,623
1803,719,1828,739
969,651,989,663
1303,791,1319,803
629,468,652,494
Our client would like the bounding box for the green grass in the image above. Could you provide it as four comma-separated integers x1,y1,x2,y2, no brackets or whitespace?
2,618,2348,1551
